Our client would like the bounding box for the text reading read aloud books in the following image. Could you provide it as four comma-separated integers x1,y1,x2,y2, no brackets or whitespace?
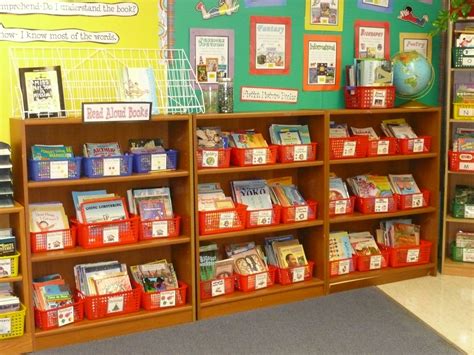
199,238,312,299
329,118,432,159
196,125,318,169
329,217,432,277
28,138,177,182
197,177,317,235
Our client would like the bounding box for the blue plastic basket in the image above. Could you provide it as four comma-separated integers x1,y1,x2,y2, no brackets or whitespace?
82,155,133,178
132,149,178,173
28,157,82,181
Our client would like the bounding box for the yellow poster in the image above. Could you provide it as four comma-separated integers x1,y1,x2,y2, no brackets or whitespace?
305,0,344,32
0,0,164,143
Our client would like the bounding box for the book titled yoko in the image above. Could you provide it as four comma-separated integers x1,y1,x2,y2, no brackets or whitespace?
82,102,152,123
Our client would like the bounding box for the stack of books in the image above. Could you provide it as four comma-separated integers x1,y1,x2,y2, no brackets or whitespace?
126,187,173,221
225,242,268,276
130,259,179,292
329,231,353,262
347,174,394,198
231,179,273,211
329,122,350,138
380,119,418,139
71,190,128,224
82,142,122,158
228,130,268,149
346,59,393,87
197,183,234,211
128,138,166,154
348,231,381,256
388,174,421,195
452,127,474,153
329,176,351,201
31,144,74,161
0,142,13,208
0,228,16,257
264,235,308,269
267,177,307,207
378,219,420,247
268,124,311,145
32,274,73,311
0,283,20,314
29,202,69,233
196,127,229,149
74,261,132,296
199,243,233,281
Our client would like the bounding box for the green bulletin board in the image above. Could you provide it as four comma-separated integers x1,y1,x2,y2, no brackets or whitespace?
174,0,442,111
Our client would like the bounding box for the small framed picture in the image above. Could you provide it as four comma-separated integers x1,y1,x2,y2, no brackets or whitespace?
19,66,66,119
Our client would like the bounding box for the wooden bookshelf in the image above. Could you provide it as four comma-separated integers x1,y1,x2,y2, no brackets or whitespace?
0,202,33,354
10,116,196,350
441,17,474,276
326,108,440,293
193,110,328,319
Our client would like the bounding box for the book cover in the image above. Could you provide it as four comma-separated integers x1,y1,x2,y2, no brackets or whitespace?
83,142,122,158
72,190,108,212
276,243,308,268
232,248,267,275
0,237,16,257
232,179,273,211
31,145,74,160
350,127,379,140
120,67,159,114
132,187,173,218
128,138,164,152
388,174,421,195
329,177,350,200
199,243,218,281
349,232,381,256
29,204,69,233
392,223,420,247
80,197,128,224
329,231,353,261
137,198,167,221
215,259,234,278
93,272,132,295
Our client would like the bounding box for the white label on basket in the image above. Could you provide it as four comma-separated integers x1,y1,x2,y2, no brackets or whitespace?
0,259,11,276
255,273,268,290
370,255,382,270
463,249,474,262
460,162,474,171
152,221,169,238
159,291,176,308
151,154,167,171
458,107,474,117
46,231,64,250
377,141,389,155
335,200,347,215
49,161,68,179
412,139,424,153
219,212,235,229
202,150,219,168
57,306,74,327
102,226,120,244
252,149,267,165
292,267,305,283
465,205,474,218
295,206,309,221
0,318,11,335
342,141,356,157
406,249,420,263
374,198,388,213
103,158,121,176
293,145,308,161
411,194,424,208
211,279,225,297
338,259,350,275
462,57,474,66
371,89,387,108
256,210,272,225
107,295,124,314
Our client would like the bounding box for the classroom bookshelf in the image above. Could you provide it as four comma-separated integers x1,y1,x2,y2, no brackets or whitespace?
10,116,195,350
440,16,474,277
0,202,33,354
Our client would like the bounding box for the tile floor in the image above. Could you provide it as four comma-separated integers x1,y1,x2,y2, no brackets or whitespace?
378,274,474,354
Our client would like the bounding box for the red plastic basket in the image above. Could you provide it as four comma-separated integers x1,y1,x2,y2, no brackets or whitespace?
344,86,396,109
397,136,432,154
329,196,356,217
72,216,139,249
196,148,231,169
449,151,474,172
230,145,278,166
198,204,247,235
200,276,235,300
281,200,318,223
366,137,397,157
276,143,318,163
355,196,397,214
137,215,181,240
275,261,314,285
31,227,77,253
34,299,84,330
394,190,430,210
355,247,390,272
329,256,357,277
245,205,281,228
384,240,432,267
234,266,276,292
77,288,141,320
138,281,188,311
329,136,368,159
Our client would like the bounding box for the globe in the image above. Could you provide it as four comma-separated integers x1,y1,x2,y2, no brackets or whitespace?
392,51,434,102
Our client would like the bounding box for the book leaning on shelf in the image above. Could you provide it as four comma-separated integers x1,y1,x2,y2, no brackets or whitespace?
197,183,235,211
0,228,16,257
199,243,234,282
128,138,166,154
0,283,20,314
74,261,131,296
348,231,381,257
380,119,418,139
267,176,307,207
228,129,268,149
377,219,420,247
227,243,268,276
196,127,229,149
452,127,474,153
268,124,311,145
29,202,69,233
32,274,73,312
347,174,394,198
388,174,421,195
329,231,354,261
231,179,273,211
130,259,179,292
82,142,122,158
126,186,173,219
265,236,310,276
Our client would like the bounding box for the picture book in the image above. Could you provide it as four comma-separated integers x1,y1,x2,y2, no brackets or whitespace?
347,175,393,198
379,218,412,246
329,177,350,200
269,124,312,145
231,179,273,211
199,243,218,282
137,198,167,221
329,231,354,261
72,190,107,211
350,127,380,140
214,259,234,278
0,236,16,257
389,174,421,195
130,187,173,218
132,259,179,291
232,248,267,275
264,235,295,266
276,242,307,268
83,142,122,158
229,132,268,149
214,197,235,210
80,197,128,224
74,261,125,296
31,144,74,160
120,67,159,114
128,138,165,153
92,272,132,295
29,203,69,233
348,232,381,256
196,127,229,149
391,223,420,247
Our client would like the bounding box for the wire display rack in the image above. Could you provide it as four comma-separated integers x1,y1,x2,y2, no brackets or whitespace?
9,47,204,118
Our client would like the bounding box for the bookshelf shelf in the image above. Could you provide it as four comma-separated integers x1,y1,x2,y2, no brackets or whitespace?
329,207,437,224
329,153,437,165
197,161,324,175
10,115,196,351
0,274,23,283
441,16,474,276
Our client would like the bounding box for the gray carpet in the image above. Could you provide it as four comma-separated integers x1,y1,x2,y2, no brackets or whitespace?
35,287,461,355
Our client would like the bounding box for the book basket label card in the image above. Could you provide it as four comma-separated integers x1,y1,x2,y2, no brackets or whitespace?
152,220,169,238
464,205,474,218
292,267,305,282
295,206,309,221
82,102,152,123
159,290,176,308
219,212,235,229
19,66,66,119
252,149,267,165
374,198,388,213
102,226,120,244
463,249,474,262
293,145,308,161
342,141,356,157
0,259,12,276
0,318,11,335
46,231,64,250
211,279,225,297
107,295,124,314
406,249,420,263
335,200,347,214
49,161,69,179
377,140,389,155
411,194,423,208
151,154,167,171
255,272,268,289
202,150,219,167
369,255,382,270
256,210,272,225
460,161,474,171
103,158,121,176
338,259,350,275
57,306,74,327
412,139,424,153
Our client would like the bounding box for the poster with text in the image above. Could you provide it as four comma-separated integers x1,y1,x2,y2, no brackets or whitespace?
305,0,344,31
303,35,341,91
400,33,432,62
355,21,390,59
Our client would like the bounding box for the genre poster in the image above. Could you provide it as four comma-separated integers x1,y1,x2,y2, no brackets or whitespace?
400,33,432,62
355,21,390,60
305,0,344,32
357,0,393,13
303,35,341,91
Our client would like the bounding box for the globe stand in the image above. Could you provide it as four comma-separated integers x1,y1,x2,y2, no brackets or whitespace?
398,100,431,109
